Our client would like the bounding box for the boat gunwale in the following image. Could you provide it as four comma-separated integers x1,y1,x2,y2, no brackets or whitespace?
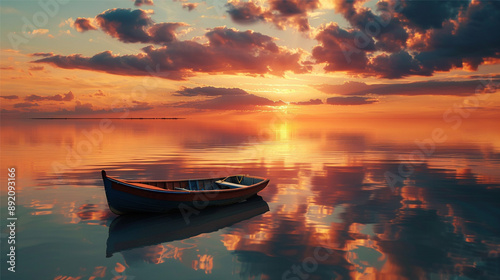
105,174,269,194
125,174,266,184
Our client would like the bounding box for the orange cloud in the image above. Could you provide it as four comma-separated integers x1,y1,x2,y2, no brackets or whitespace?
73,17,97,32
34,27,308,80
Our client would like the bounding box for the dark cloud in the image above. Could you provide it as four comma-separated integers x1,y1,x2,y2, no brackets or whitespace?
36,50,165,77
414,1,500,73
73,17,97,32
312,23,375,72
14,102,39,108
398,0,470,30
312,25,429,78
84,9,186,44
226,0,320,32
315,78,500,97
134,0,153,7
370,51,429,79
227,2,266,24
148,22,187,44
0,66,15,70
333,0,408,52
326,96,378,105
313,81,369,95
130,100,154,111
175,86,247,97
35,27,307,80
35,51,163,78
171,86,284,110
270,0,319,16
96,9,153,43
182,3,198,11
291,98,323,105
463,74,500,80
177,93,283,110
313,4,418,78
205,27,279,52
25,91,74,102
29,52,54,57
0,95,19,100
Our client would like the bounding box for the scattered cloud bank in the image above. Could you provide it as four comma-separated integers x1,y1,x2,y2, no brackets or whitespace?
33,2,500,80
314,79,500,97
35,24,308,80
291,98,323,106
171,86,285,110
5,1,498,116
326,96,378,105
175,86,247,97
25,91,74,102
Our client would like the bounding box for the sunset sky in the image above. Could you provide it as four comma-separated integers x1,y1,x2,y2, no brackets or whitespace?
1,0,499,119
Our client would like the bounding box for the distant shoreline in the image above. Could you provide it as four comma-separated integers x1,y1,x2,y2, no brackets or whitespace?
30,117,186,120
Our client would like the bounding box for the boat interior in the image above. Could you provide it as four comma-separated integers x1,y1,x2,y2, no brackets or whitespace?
130,175,265,191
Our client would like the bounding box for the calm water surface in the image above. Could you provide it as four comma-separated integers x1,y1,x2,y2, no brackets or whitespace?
1,118,499,280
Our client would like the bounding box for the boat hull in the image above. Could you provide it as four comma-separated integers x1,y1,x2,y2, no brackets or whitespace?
102,171,269,214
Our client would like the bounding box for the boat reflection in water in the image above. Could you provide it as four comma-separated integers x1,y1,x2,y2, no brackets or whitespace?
106,195,269,258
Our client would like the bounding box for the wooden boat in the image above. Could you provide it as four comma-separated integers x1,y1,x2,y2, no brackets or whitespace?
101,170,270,215
106,195,269,257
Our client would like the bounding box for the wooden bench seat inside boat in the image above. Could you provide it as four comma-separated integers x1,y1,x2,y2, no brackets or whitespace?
215,180,245,188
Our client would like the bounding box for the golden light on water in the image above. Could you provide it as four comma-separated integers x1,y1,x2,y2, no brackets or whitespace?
2,117,499,279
